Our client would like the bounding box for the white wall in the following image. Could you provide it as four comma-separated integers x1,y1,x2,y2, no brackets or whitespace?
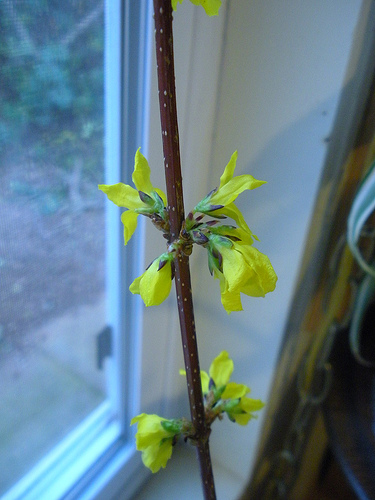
194,0,364,481
139,0,363,494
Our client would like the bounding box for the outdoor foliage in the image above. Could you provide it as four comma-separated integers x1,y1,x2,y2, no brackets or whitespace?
0,0,105,348
0,0,104,183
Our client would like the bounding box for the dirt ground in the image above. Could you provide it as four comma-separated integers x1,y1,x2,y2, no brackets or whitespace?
0,160,108,494
0,162,106,361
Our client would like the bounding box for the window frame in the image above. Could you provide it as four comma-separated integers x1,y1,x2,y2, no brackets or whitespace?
1,1,152,499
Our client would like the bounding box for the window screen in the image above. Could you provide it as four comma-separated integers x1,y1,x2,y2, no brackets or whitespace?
0,0,106,494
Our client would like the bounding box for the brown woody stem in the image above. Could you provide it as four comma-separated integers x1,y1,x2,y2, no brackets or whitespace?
153,1,216,498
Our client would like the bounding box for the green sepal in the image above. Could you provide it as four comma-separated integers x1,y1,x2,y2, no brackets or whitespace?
212,384,226,402
161,419,183,435
151,190,166,214
222,398,241,413
207,251,216,276
208,233,234,251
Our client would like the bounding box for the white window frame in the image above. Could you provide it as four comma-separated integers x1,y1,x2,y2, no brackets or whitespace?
1,1,152,499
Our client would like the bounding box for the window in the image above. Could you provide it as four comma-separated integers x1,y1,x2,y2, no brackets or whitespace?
0,1,152,499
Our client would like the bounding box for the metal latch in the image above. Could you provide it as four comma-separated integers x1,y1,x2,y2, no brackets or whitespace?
96,325,113,370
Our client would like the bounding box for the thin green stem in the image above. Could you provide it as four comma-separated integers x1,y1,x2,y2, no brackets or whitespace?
152,1,216,498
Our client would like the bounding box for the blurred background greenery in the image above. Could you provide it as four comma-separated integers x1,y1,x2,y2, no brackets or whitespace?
0,0,104,213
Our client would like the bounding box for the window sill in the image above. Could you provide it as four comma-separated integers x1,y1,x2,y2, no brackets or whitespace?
2,402,142,500
129,445,245,500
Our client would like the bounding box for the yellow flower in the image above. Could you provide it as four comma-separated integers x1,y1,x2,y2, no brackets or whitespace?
207,351,249,399
131,413,182,473
189,153,276,312
208,350,234,390
98,148,167,245
129,253,174,307
194,151,266,234
181,351,264,425
208,352,264,424
180,351,232,393
207,232,277,313
223,397,265,426
172,0,221,16
181,351,248,397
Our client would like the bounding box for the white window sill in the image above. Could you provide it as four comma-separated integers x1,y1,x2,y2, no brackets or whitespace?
128,445,245,500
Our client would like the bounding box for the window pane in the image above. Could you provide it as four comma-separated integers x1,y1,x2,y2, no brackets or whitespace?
0,0,106,494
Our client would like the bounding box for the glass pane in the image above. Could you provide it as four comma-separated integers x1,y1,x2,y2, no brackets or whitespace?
0,0,106,494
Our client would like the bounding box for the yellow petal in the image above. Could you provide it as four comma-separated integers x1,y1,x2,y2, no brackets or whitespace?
131,413,169,448
136,429,165,449
219,151,237,189
139,258,172,306
132,148,154,194
130,413,176,473
201,370,210,394
137,415,167,434
209,351,233,388
221,245,249,292
216,268,243,313
121,210,139,245
221,289,243,313
99,183,141,209
129,273,143,296
130,412,166,433
232,412,253,426
142,438,173,473
211,174,266,207
239,246,277,297
230,398,265,426
190,0,221,16
240,397,265,413
130,413,145,426
222,382,250,399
